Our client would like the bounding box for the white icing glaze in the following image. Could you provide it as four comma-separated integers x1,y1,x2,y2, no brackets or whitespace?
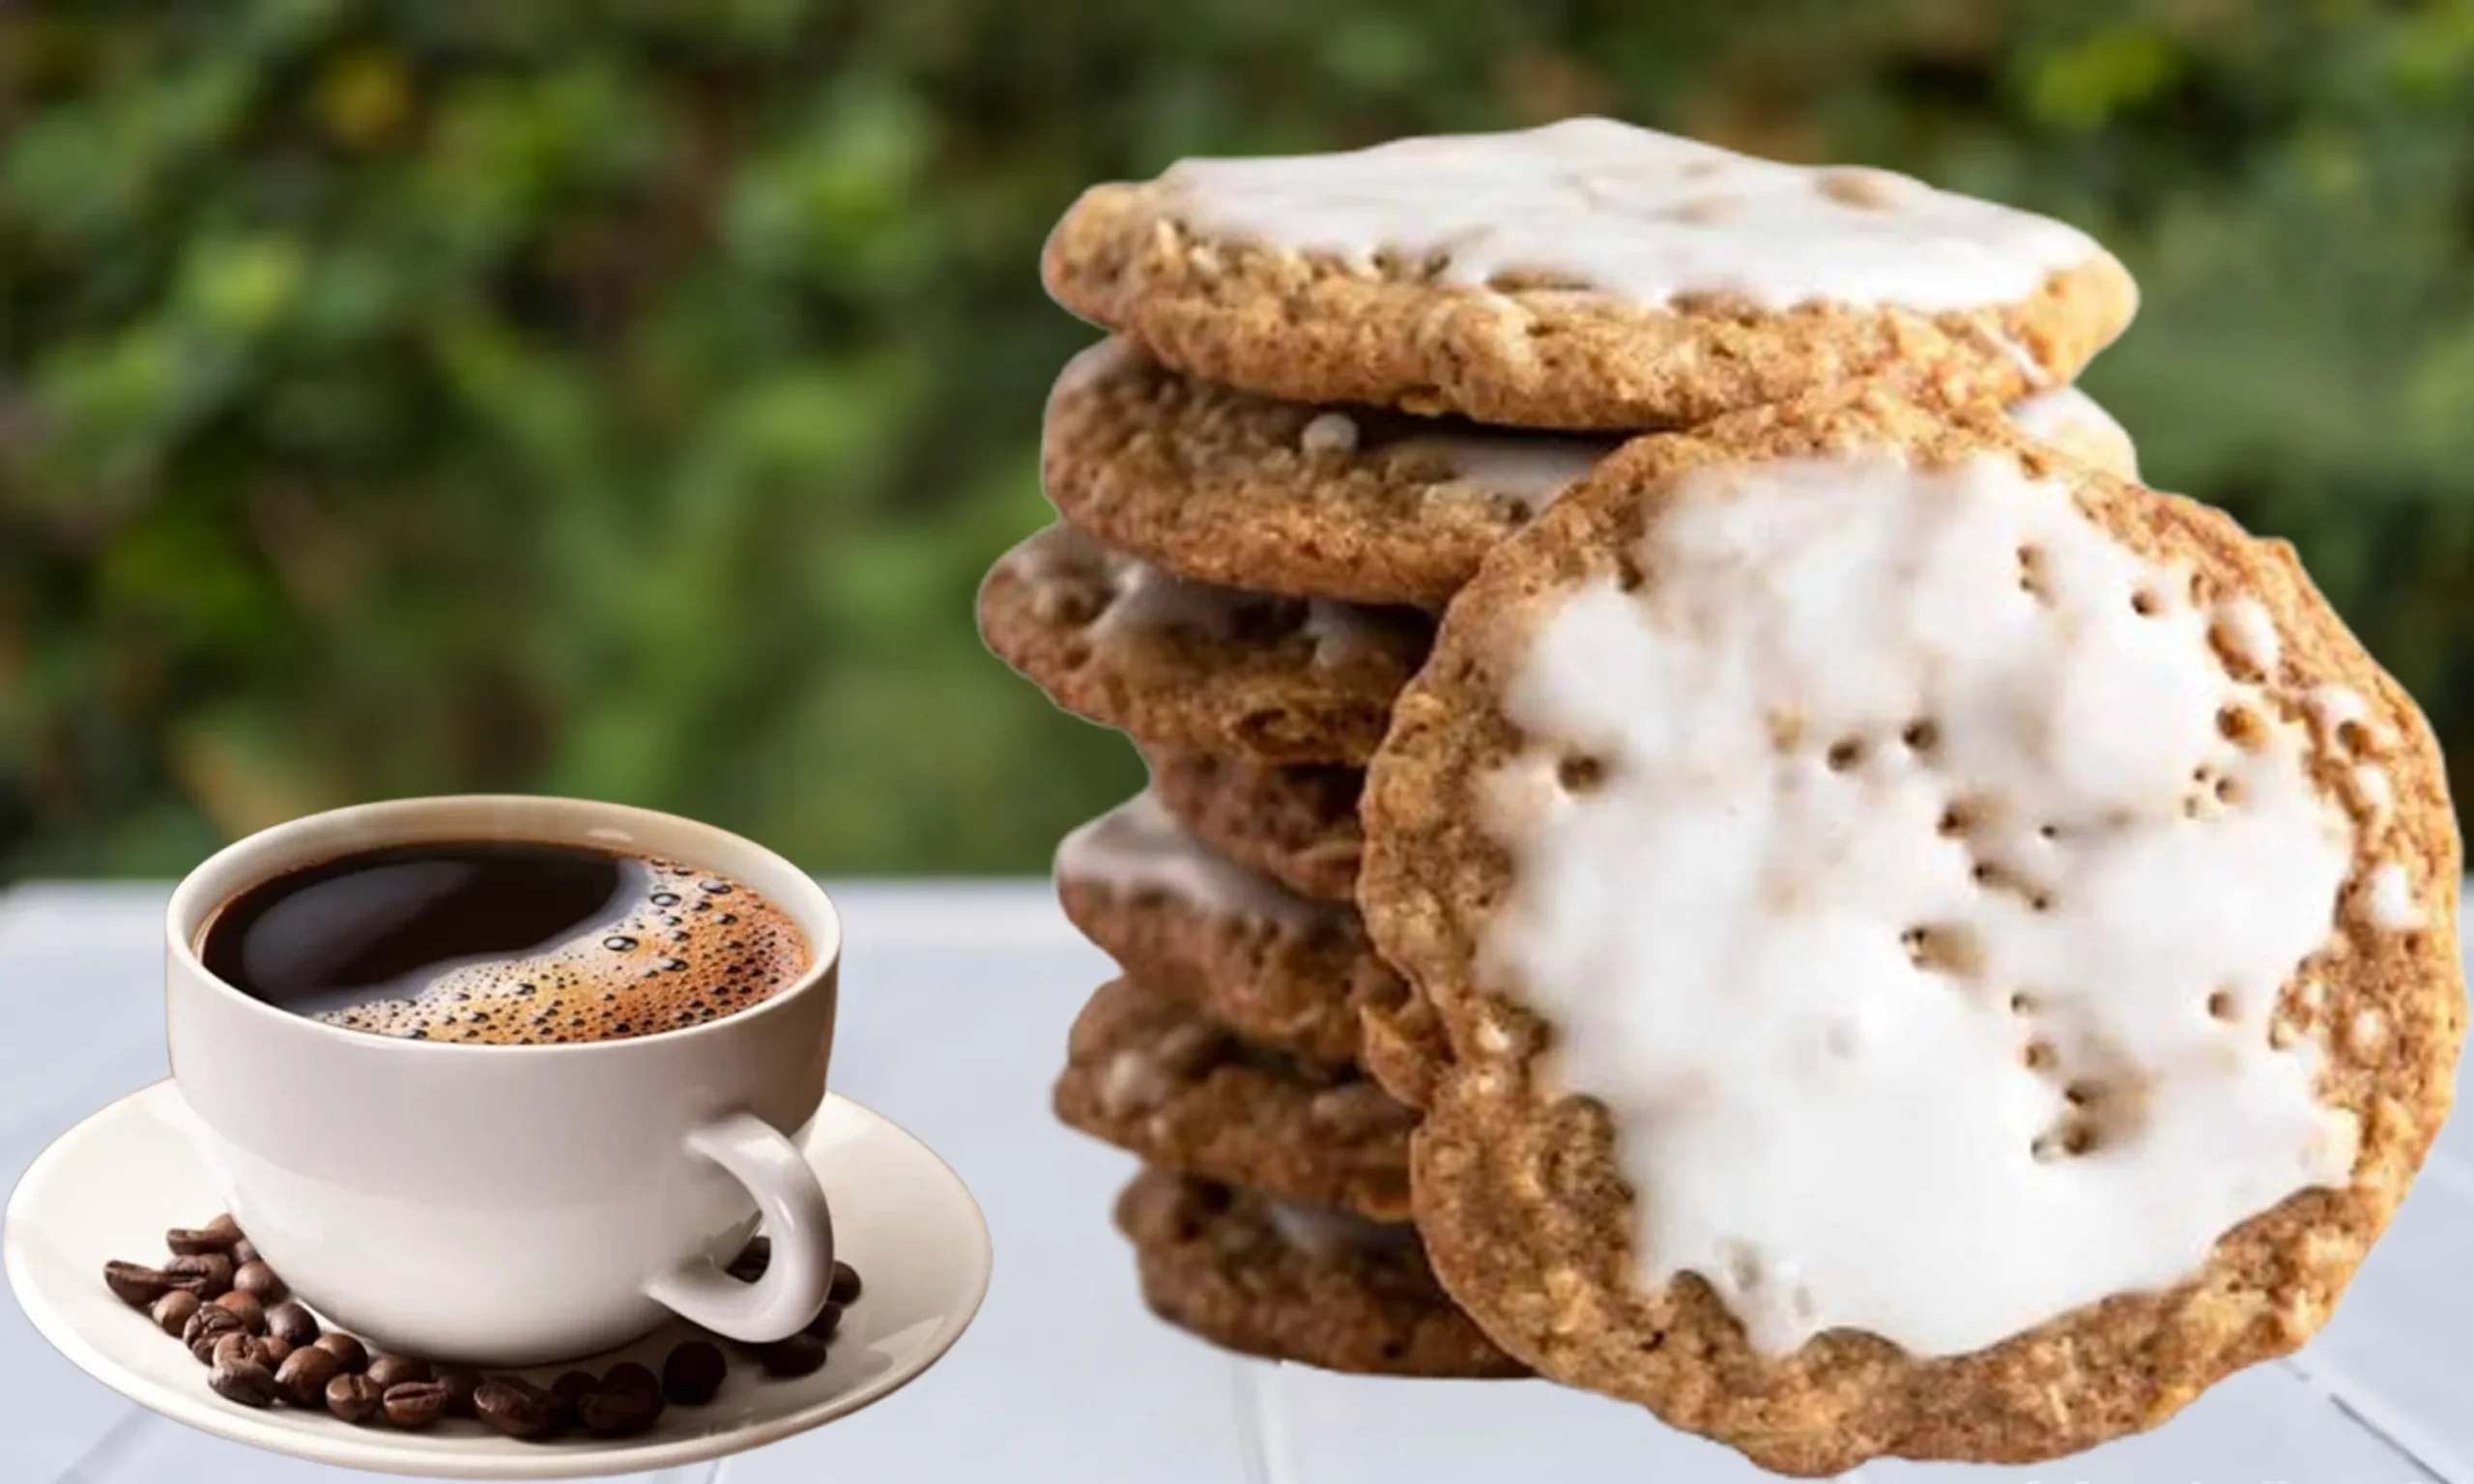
1263,1199,1417,1261
1384,388,2118,520
2212,599,2281,677
1299,411,1360,456
1010,526,1398,670
2308,685,2373,735
1481,451,2357,1358
2364,862,2419,931
1301,600,1397,667
2352,764,2394,816
1394,431,1614,513
2348,1008,2387,1056
1092,559,1246,644
2005,385,2140,479
1159,118,2112,314
1056,791,1320,926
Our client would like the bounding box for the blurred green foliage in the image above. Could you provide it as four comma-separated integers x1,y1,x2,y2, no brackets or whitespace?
5,0,2474,875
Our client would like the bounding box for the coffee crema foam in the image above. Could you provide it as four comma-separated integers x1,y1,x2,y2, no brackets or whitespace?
320,859,808,1045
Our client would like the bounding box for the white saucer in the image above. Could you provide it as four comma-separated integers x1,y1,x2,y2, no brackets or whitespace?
4,1079,992,1479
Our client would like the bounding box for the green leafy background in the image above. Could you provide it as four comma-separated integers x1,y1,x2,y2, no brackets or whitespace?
6,0,2473,876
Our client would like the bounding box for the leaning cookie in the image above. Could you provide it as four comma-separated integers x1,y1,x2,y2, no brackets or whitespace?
1359,387,2461,1474
1044,118,2136,432
1113,1167,1525,1378
1046,339,2138,607
1057,791,1395,1067
977,524,1428,765
1054,977,1415,1220
1141,746,1363,905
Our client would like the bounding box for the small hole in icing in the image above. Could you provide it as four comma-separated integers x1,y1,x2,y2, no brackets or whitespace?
1938,803,1971,838
2206,988,2239,1021
1901,924,1982,976
2028,892,2055,913
1826,738,1865,772
2131,588,2161,616
1557,755,1607,793
1902,720,1941,754
2016,545,2048,597
1615,554,1648,593
2062,1124,2098,1156
2215,775,2243,805
2218,705,2265,750
2023,1040,2057,1071
2063,1081,2100,1107
2336,720,2373,755
2009,990,2036,1015
2037,823,2059,841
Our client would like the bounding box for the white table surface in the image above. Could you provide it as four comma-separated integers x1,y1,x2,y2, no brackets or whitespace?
0,879,2467,1484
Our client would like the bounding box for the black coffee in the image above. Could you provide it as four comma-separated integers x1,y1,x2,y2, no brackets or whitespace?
199,841,810,1045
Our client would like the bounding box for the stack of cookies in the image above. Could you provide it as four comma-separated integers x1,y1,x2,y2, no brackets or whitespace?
988,116,2466,1474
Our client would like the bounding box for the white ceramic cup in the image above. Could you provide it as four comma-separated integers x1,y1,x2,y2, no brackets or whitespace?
163,795,840,1367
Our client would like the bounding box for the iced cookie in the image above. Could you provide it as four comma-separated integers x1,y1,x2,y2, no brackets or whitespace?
1358,388,2462,1473
1114,1167,1525,1378
1053,977,1416,1220
1045,339,2138,607
1044,118,2136,432
1057,791,1396,1067
978,523,1428,764
1142,746,1363,904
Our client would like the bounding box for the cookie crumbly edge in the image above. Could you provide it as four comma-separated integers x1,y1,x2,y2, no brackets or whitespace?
977,525,1426,765
1113,1167,1527,1378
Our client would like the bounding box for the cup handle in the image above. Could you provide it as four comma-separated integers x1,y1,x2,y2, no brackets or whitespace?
644,1111,835,1342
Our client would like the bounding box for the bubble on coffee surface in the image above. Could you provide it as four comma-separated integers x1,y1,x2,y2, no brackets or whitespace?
319,859,807,1045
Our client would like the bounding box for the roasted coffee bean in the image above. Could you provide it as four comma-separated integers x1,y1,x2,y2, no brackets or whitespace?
365,1354,431,1389
211,1290,265,1333
804,1301,843,1341
184,1304,246,1363
326,1372,386,1423
474,1377,560,1439
312,1331,367,1371
435,1364,482,1417
725,1235,770,1283
103,1261,188,1309
549,1368,597,1421
828,1261,862,1305
603,1360,660,1398
382,1380,451,1429
233,1261,287,1303
166,1215,243,1255
750,1333,828,1377
259,1335,294,1368
266,1300,319,1349
273,1345,342,1408
211,1332,285,1379
209,1356,278,1408
151,1289,201,1337
661,1340,727,1405
576,1385,661,1438
231,1238,261,1267
165,1253,235,1298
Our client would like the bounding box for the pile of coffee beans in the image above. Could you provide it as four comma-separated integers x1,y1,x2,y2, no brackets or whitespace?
103,1216,864,1441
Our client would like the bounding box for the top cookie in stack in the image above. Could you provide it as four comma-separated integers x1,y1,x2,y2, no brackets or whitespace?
1043,115,2134,432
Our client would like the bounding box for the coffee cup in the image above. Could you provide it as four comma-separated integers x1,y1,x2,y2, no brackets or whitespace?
163,795,840,1366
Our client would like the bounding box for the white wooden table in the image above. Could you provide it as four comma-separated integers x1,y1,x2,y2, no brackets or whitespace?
0,879,2467,1484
